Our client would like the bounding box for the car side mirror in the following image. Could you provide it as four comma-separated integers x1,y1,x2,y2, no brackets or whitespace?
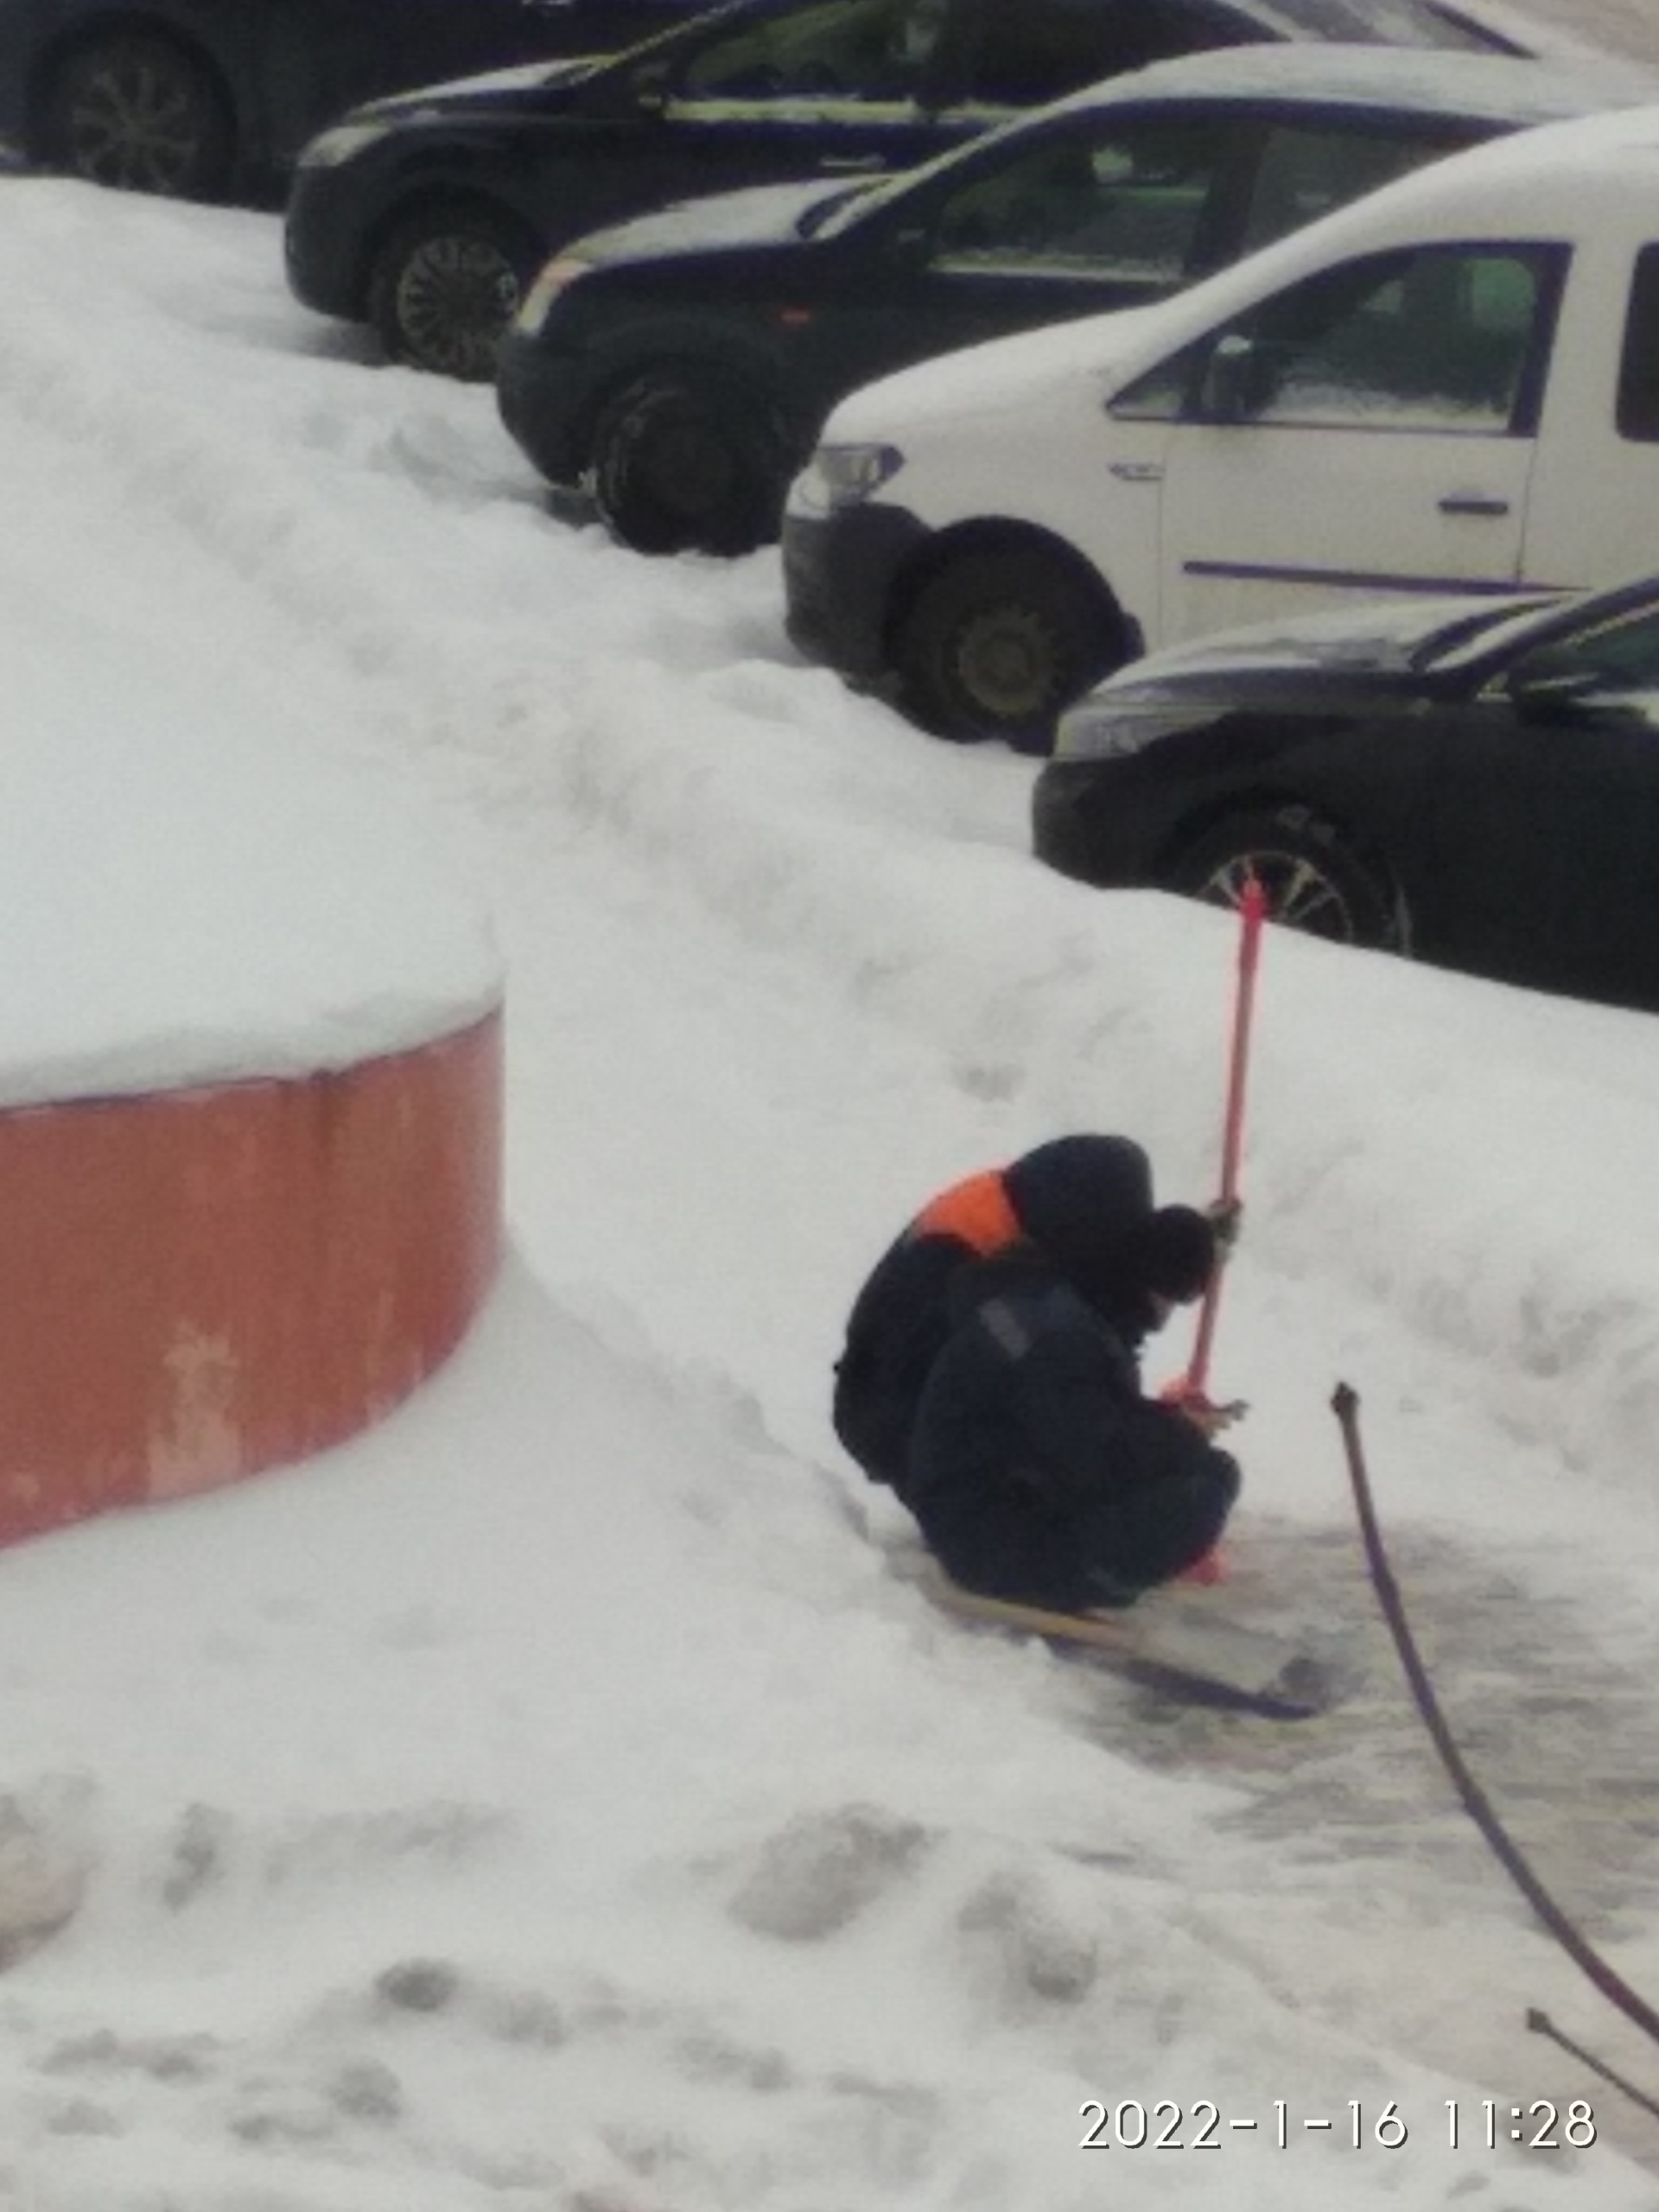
630,60,672,114
1200,334,1255,423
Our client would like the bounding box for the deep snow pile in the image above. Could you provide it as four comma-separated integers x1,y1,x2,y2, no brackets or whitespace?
2,173,1659,2211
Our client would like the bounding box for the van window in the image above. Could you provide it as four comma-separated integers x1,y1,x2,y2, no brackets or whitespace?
1617,245,1659,443
1116,243,1557,432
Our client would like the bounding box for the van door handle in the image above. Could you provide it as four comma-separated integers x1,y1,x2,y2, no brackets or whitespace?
1438,493,1510,517
819,154,887,171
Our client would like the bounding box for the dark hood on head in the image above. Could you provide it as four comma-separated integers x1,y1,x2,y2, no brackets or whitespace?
1005,1135,1163,1338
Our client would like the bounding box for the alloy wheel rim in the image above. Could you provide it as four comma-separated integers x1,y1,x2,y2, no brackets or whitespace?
70,60,201,192
1199,850,1354,941
397,238,518,378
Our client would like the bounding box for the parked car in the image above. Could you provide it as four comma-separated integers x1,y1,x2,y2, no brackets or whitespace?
1031,570,1659,1014
0,0,709,203
282,0,1546,384
781,101,1659,749
497,44,1646,557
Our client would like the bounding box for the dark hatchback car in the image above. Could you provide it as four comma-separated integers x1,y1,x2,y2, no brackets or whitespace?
283,0,1541,383
1033,573,1659,1014
0,0,707,203
497,44,1644,558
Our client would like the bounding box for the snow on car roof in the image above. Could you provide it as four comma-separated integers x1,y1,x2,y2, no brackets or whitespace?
1036,42,1659,130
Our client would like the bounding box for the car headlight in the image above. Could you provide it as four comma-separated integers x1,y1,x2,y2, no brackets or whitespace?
297,118,393,169
1052,697,1218,763
512,255,593,337
791,442,905,516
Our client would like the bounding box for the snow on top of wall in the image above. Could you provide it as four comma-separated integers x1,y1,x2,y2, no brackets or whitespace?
2,544,500,1109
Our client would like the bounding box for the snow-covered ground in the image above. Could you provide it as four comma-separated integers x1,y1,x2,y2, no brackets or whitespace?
6,125,1659,2210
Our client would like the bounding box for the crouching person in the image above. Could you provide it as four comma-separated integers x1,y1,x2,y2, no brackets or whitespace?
903,1202,1239,1613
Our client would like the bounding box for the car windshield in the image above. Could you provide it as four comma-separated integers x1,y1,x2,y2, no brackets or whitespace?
1262,0,1500,46
1423,588,1659,680
577,0,762,85
797,180,886,235
1411,594,1580,671
809,102,1041,237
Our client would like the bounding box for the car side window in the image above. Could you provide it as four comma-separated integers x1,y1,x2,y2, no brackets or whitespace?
1116,244,1556,432
1240,126,1465,256
928,123,1231,283
1617,245,1659,443
954,0,1240,108
677,0,944,105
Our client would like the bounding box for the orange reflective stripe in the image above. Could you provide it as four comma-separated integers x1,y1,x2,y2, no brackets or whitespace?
912,1167,1020,1255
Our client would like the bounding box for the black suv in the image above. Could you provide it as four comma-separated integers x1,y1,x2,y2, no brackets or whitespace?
0,0,707,203
283,0,1526,382
497,43,1643,556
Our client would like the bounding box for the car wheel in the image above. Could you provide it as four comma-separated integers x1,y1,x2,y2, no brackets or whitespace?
41,32,232,199
369,210,540,381
1166,804,1408,951
893,546,1123,749
590,370,788,556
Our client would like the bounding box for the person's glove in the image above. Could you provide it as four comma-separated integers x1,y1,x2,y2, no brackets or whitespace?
1158,1376,1247,1435
1205,1197,1243,1257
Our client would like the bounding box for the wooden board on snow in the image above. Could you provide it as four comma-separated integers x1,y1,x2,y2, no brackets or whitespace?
915,1560,1333,1719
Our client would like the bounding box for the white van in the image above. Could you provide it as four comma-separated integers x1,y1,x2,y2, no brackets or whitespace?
781,103,1659,747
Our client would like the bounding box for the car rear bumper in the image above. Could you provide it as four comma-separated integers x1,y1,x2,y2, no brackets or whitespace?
780,501,928,690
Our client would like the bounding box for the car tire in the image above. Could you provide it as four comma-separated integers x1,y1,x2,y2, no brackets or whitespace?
40,31,233,200
590,370,789,556
1165,804,1408,951
369,208,542,381
893,545,1123,750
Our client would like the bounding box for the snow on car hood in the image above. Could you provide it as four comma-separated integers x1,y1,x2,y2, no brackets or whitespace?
575,178,862,264
1126,591,1547,677
822,298,1174,442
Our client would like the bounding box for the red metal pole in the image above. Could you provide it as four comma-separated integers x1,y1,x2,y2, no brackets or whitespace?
1184,872,1268,1399
1172,875,1266,1586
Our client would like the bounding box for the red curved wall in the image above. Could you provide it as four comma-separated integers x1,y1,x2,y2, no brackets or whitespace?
0,1008,502,1547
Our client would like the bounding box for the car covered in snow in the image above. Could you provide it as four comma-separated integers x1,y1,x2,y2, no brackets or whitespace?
282,0,1553,381
496,42,1650,556
781,101,1659,748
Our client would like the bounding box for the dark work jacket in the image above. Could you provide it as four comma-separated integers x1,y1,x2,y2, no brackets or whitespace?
832,1136,1158,1499
905,1246,1240,1612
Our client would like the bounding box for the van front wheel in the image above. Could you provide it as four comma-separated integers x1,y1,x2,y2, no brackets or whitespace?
893,546,1122,750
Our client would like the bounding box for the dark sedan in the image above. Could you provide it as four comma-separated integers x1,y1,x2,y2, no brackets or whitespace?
283,0,1535,382
497,43,1648,556
0,0,706,203
1033,574,1659,1014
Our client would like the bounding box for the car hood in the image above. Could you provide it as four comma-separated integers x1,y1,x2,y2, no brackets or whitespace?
352,53,603,124
1086,588,1563,711
573,177,864,265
